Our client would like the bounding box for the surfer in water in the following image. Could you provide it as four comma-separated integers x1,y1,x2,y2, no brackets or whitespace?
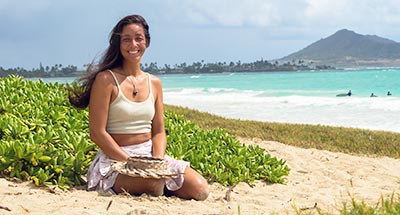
336,90,352,97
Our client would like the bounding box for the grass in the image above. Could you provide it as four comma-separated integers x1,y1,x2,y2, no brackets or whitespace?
292,193,400,215
165,104,400,215
165,104,400,159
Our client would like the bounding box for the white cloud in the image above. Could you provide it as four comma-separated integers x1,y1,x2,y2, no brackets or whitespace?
180,0,281,27
304,0,347,18
0,0,52,19
166,0,400,38
304,0,400,29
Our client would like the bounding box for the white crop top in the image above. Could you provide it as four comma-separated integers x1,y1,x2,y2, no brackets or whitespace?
106,70,155,134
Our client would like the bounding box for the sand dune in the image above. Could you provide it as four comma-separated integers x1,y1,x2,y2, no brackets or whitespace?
1,138,399,215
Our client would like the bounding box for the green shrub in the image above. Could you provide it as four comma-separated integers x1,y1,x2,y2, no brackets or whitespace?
0,75,289,188
165,112,289,186
0,75,93,188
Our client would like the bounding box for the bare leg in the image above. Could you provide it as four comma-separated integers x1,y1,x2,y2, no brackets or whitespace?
167,166,209,201
113,174,165,197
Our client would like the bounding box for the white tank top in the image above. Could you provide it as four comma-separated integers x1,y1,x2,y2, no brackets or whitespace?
106,70,155,134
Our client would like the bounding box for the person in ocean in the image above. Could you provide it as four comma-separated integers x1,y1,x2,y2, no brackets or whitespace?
387,91,392,96
68,14,209,200
370,93,377,97
336,90,352,97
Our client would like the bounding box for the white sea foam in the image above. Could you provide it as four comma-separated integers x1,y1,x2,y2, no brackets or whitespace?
164,90,400,133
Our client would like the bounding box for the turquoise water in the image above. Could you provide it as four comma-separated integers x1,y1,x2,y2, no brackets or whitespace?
31,68,400,98
160,68,399,98
31,68,400,132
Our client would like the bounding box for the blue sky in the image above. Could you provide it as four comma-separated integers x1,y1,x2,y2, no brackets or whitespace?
1,0,400,70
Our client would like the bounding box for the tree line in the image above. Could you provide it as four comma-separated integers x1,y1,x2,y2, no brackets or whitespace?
0,59,335,78
0,63,82,78
143,59,334,74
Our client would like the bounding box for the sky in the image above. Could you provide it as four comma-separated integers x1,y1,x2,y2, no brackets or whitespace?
1,0,400,70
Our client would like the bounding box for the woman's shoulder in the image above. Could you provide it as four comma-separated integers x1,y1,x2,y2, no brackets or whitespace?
94,69,116,84
147,73,162,86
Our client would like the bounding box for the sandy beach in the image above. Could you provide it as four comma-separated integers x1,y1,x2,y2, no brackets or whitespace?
1,138,399,215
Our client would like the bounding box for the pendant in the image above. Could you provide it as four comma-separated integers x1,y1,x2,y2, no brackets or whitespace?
127,76,138,96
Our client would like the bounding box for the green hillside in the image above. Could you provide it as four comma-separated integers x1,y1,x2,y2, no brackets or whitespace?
281,29,400,67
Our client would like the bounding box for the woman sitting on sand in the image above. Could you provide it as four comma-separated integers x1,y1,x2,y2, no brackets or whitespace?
68,14,209,200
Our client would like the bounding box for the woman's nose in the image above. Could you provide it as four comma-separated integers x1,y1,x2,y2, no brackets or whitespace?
130,39,139,47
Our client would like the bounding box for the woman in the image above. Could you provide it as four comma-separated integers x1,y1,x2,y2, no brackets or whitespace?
69,15,209,200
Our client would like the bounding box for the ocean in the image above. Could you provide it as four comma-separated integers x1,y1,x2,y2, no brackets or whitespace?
31,68,400,133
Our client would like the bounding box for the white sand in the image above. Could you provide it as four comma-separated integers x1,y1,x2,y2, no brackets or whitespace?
1,138,399,215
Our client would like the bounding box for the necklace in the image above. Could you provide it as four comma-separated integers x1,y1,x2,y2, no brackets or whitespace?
126,76,138,96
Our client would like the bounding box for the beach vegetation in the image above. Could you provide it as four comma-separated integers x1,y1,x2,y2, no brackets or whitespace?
339,194,400,215
291,193,400,215
0,75,289,188
165,112,289,186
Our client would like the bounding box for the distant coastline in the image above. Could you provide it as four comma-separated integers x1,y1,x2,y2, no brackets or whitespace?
0,59,335,78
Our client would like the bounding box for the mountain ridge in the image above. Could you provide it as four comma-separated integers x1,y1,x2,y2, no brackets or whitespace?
280,29,400,68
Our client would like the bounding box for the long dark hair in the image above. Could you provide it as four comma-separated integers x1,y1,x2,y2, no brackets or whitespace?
68,14,151,109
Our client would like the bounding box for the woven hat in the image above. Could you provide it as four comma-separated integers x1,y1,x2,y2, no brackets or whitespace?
111,156,181,179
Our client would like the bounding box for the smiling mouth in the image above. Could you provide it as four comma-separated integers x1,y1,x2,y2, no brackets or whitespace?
128,50,140,54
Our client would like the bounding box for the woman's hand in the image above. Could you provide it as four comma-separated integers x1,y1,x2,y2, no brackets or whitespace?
152,155,165,160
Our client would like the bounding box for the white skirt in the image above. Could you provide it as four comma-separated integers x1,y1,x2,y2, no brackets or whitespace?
87,140,189,193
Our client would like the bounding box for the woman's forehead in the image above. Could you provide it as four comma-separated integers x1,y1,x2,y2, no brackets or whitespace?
121,24,145,36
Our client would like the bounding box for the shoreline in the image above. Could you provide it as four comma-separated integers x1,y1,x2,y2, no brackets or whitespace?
1,138,399,215
163,99,400,134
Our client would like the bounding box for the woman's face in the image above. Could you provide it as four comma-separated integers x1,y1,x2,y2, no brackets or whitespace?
119,23,147,63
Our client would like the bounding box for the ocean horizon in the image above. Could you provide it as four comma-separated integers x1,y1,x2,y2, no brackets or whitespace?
28,68,400,133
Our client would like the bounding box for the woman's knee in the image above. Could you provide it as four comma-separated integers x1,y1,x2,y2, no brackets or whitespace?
114,175,165,197
194,178,209,201
184,168,210,200
144,179,165,196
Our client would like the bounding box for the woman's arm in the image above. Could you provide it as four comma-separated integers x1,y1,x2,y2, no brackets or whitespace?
150,75,167,159
89,71,129,161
